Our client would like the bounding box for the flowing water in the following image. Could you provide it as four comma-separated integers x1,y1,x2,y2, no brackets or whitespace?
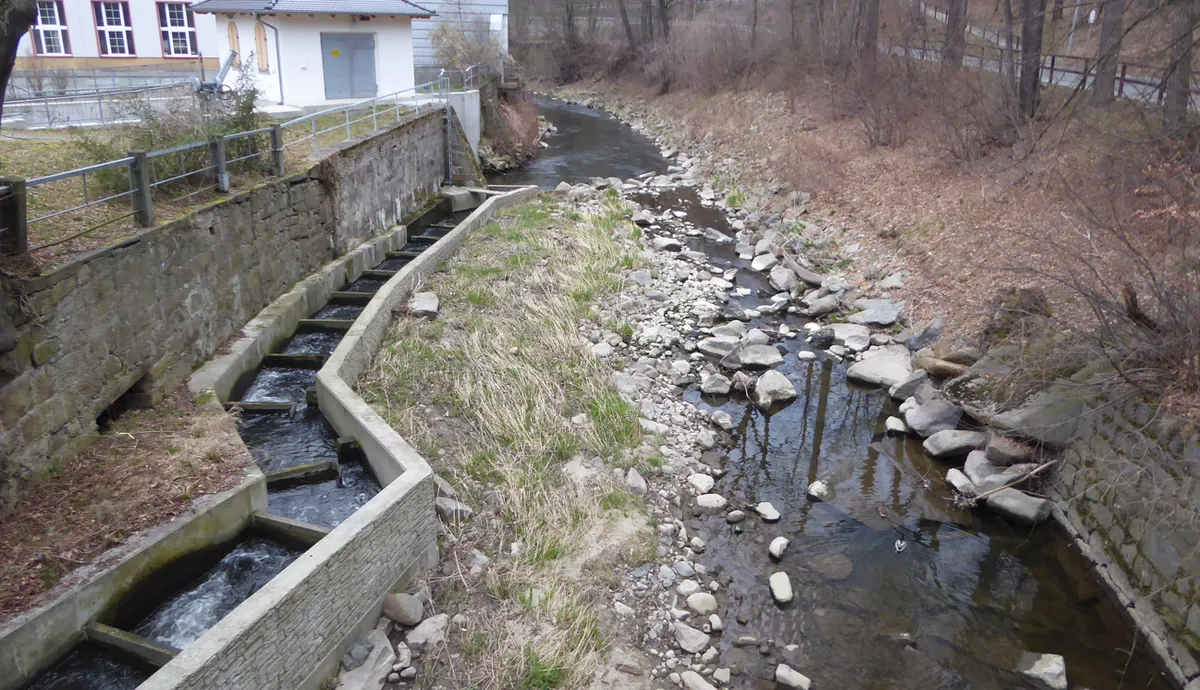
494,98,1171,689
131,537,300,650
24,643,154,690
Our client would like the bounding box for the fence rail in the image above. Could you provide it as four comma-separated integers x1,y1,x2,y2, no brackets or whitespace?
3,83,197,129
5,60,206,101
0,77,453,257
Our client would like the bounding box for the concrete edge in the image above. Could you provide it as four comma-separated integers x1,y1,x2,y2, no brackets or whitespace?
1051,504,1196,689
0,440,265,690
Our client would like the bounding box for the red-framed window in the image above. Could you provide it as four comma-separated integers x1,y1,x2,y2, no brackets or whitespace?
93,1,135,56
157,2,198,57
33,1,72,56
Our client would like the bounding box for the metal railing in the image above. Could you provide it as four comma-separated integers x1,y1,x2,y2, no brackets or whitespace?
281,78,450,156
5,60,206,100
3,83,196,129
2,78,454,255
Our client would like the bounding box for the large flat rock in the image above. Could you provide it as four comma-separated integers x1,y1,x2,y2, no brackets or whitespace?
846,346,912,388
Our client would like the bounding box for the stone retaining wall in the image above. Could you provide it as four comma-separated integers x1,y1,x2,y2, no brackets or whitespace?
0,107,455,517
1050,400,1200,689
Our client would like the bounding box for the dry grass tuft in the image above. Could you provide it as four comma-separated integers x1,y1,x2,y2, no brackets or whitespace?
360,195,656,687
0,387,251,621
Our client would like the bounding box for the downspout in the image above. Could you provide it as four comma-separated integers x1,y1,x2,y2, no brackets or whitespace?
253,13,285,106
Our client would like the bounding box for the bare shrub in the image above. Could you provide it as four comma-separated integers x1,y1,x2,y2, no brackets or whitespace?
645,18,754,93
484,96,541,164
931,70,1022,161
432,21,506,70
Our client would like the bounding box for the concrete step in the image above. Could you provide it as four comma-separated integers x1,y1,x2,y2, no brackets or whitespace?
361,269,397,279
252,512,330,548
264,460,339,489
387,249,423,259
297,319,355,333
224,401,295,413
262,353,327,369
85,622,178,667
329,291,374,305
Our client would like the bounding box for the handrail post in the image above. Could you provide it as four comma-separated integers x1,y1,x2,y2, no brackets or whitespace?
0,176,29,256
344,109,351,142
211,137,230,192
129,151,155,228
270,125,285,177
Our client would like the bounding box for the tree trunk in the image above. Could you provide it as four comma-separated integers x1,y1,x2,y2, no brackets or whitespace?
810,0,825,47
615,0,638,53
0,1,38,125
1051,0,1063,22
752,0,760,46
942,0,969,67
861,0,881,78
1164,0,1196,135
1091,0,1124,105
1018,0,1048,118
658,0,670,39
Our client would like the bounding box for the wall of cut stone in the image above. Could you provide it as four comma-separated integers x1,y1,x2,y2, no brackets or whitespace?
1051,400,1200,689
0,108,451,517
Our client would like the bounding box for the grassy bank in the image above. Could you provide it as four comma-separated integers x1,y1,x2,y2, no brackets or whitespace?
359,194,658,688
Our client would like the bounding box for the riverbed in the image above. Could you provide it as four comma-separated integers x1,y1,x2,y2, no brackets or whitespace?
494,97,1169,690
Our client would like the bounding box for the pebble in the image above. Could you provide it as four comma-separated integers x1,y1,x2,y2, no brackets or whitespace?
755,502,781,522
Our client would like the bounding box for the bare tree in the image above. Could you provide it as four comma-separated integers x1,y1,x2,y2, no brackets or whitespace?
0,0,37,123
943,0,970,68
659,0,671,39
1091,0,1125,105
616,0,638,52
752,0,760,46
861,0,881,78
1051,0,1064,21
1163,0,1197,135
1018,0,1048,118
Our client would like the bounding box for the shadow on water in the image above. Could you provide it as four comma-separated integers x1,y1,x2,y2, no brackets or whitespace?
512,98,1170,689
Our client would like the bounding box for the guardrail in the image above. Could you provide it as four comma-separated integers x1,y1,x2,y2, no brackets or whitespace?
3,82,196,129
2,78,453,256
5,60,205,101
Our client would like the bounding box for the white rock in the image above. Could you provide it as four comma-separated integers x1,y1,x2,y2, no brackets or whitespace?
946,468,977,497
923,430,988,458
405,613,449,649
987,488,1052,524
751,253,779,272
1017,652,1068,690
680,670,718,690
806,480,829,501
776,664,812,689
755,502,781,522
769,572,794,604
675,622,711,653
677,579,701,596
688,473,716,494
614,601,635,617
769,537,790,559
709,614,723,632
701,374,732,396
710,411,734,431
797,350,818,362
696,493,728,514
686,592,718,615
713,667,730,683
845,345,912,388
885,416,907,435
753,370,797,409
591,342,614,358
626,468,648,495
652,236,683,252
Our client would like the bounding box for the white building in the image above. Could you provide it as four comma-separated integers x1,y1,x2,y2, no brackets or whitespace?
190,0,434,109
16,0,219,68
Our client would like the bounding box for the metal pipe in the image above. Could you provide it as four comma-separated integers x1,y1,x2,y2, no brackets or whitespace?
254,14,285,106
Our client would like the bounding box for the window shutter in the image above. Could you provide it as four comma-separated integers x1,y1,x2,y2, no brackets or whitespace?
255,23,269,72
228,21,240,64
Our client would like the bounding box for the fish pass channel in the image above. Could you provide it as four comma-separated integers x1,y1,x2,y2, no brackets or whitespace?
21,208,469,690
498,97,1171,690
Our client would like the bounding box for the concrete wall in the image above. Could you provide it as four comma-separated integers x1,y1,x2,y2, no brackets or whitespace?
448,89,481,154
1050,402,1200,689
209,14,415,107
0,107,451,518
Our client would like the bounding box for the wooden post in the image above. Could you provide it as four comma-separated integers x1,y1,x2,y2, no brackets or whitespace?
0,176,28,255
129,152,155,228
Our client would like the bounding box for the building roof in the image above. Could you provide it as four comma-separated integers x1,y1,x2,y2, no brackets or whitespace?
190,0,436,18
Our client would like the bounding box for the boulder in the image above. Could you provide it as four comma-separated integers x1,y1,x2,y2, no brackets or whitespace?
904,399,963,437
769,572,794,604
922,430,988,458
769,537,790,559
1016,652,1068,690
753,370,797,409
828,323,871,352
806,294,841,316
985,433,1036,466
885,416,908,435
809,327,836,348
915,356,971,379
807,480,829,501
698,336,741,358
686,592,719,616
701,374,732,396
695,494,729,514
688,473,716,494
729,344,785,370
751,253,779,272
846,346,913,388
776,664,812,690
626,468,648,495
986,488,1052,524
680,670,719,690
405,613,449,649
434,497,473,523
711,321,748,338
848,299,905,326
675,622,711,653
963,450,1003,486
382,593,424,626
770,266,798,291
651,236,683,252
410,292,440,318
888,370,929,401
945,468,977,497
905,318,944,351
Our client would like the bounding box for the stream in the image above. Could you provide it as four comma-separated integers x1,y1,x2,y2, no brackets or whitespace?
497,98,1168,690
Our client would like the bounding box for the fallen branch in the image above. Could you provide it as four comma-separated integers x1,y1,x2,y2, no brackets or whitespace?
971,458,1060,504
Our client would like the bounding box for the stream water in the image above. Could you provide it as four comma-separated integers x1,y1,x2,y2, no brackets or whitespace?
496,99,1170,690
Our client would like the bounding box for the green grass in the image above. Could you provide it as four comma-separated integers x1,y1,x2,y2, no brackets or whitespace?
520,652,567,689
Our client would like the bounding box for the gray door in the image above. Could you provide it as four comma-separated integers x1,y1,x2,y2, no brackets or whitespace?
320,34,376,100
